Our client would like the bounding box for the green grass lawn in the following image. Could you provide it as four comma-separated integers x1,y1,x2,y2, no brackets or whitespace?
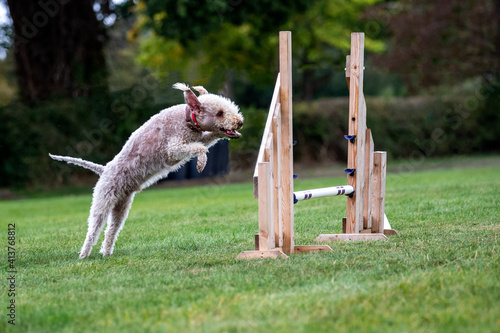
1,156,499,332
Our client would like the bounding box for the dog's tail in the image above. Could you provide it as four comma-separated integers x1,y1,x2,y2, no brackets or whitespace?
49,154,105,175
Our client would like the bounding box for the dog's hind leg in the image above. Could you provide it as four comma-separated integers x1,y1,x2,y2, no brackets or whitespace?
99,193,136,256
79,192,116,259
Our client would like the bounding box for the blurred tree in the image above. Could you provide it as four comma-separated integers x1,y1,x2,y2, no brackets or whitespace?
0,53,17,106
105,9,145,92
283,0,385,100
369,0,499,92
129,0,385,100
5,0,114,102
129,0,311,88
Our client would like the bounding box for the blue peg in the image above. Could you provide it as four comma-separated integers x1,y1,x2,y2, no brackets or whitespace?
344,135,356,143
344,168,356,176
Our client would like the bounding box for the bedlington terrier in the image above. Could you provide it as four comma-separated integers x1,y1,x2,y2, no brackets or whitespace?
50,83,244,259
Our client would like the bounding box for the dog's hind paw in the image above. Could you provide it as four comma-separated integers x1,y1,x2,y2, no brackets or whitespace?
79,252,89,259
79,244,93,259
99,248,113,257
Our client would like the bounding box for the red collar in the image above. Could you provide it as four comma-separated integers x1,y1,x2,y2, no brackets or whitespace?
185,105,204,132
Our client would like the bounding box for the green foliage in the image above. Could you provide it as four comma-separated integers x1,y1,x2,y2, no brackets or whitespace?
478,80,500,152
1,78,498,188
228,106,268,153
1,158,499,332
284,0,386,100
0,55,17,106
289,89,500,163
0,90,164,188
135,35,189,74
233,87,500,167
132,0,386,97
285,0,385,59
136,0,311,44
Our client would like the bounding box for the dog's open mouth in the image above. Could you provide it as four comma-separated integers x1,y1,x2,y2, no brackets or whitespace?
220,128,242,138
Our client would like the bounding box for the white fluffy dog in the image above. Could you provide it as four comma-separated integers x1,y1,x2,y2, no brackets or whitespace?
50,83,244,258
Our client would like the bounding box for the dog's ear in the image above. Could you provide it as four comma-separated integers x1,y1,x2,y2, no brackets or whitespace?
192,86,209,95
173,83,202,113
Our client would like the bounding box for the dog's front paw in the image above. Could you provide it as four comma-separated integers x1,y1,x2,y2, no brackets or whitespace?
197,154,207,173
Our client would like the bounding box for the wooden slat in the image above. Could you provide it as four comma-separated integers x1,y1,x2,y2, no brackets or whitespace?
384,229,399,236
346,32,366,234
314,233,387,242
363,128,374,230
356,95,368,233
264,130,272,162
294,245,333,253
279,31,294,254
265,133,275,249
253,74,281,199
258,160,275,250
371,151,387,233
236,250,288,259
272,104,283,247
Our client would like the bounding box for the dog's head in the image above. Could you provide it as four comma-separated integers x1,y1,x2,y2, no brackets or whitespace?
173,83,244,139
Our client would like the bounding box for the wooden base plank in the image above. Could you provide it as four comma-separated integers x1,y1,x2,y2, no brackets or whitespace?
384,229,399,236
236,250,288,259
383,214,398,235
294,245,333,253
314,233,387,242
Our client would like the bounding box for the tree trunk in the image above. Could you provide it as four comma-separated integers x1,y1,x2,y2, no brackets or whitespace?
496,0,500,78
7,0,108,103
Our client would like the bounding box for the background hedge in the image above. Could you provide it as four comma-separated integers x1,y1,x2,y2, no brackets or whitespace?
1,83,499,188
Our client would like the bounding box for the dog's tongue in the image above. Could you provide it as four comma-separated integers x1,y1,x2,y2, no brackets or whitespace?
227,129,241,138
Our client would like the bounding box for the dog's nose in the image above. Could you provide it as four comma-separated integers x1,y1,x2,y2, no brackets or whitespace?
237,121,244,129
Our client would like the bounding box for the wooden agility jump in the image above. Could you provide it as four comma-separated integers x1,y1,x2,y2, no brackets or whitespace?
237,31,397,260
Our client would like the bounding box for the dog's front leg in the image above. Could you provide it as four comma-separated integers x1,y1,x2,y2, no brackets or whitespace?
172,143,208,173
192,143,208,173
200,132,221,146
196,152,207,173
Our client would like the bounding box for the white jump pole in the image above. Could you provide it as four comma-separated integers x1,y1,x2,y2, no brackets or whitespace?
294,185,355,204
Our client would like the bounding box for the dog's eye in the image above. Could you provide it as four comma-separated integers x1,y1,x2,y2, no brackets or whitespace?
217,110,224,117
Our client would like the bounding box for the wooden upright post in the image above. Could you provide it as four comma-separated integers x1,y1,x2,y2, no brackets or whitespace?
371,151,387,234
315,32,394,244
279,31,294,253
346,33,366,233
239,31,400,259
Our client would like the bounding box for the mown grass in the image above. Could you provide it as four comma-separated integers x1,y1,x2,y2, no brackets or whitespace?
1,156,499,332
